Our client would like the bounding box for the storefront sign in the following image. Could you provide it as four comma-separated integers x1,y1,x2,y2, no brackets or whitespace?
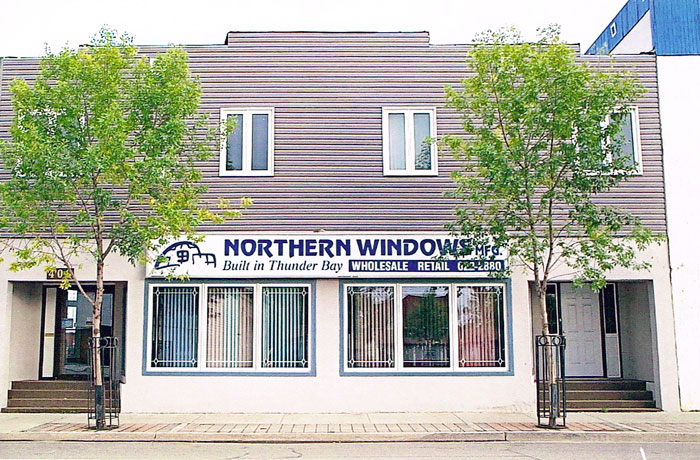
147,234,507,278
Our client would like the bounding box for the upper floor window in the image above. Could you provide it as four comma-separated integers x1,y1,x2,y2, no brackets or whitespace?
606,106,642,175
382,107,437,176
220,108,274,176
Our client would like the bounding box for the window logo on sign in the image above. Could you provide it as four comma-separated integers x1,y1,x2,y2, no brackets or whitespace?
154,241,217,270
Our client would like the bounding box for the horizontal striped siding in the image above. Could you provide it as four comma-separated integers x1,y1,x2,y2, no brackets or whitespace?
0,33,666,233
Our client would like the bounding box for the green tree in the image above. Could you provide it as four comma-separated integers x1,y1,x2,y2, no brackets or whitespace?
0,28,248,428
403,290,449,348
442,26,661,427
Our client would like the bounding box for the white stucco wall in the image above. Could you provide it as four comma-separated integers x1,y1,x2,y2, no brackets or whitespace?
0,239,680,413
657,55,700,411
121,275,536,413
120,241,678,413
618,282,655,381
611,11,653,54
8,282,42,381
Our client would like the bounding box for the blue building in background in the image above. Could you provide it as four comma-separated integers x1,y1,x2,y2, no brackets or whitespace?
587,0,700,55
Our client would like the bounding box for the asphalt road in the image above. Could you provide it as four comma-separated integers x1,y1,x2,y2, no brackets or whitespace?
1,441,700,459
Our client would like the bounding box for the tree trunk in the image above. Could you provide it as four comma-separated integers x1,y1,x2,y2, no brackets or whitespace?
92,261,105,429
537,282,560,428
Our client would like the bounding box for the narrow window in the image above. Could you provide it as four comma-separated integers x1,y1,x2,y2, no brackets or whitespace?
151,286,199,368
546,284,560,335
388,113,407,170
612,111,637,169
455,285,506,368
251,114,269,171
206,286,254,368
347,286,395,368
261,286,309,368
413,113,432,170
402,285,450,368
220,108,274,176
226,114,243,171
382,108,437,175
601,284,618,334
606,107,642,174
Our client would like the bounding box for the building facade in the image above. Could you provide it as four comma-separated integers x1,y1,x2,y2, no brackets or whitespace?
588,0,700,411
0,31,681,413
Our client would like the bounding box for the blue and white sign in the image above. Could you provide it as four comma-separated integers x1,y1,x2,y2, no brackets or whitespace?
147,234,507,278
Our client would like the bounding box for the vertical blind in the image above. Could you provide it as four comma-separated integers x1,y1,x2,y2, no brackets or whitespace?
151,286,199,368
206,287,254,368
261,286,309,368
456,286,505,367
345,284,506,370
347,286,395,368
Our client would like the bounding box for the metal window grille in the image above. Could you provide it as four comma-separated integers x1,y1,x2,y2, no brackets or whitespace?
207,287,254,368
402,286,450,367
261,286,309,368
347,286,395,368
456,286,506,368
151,286,199,367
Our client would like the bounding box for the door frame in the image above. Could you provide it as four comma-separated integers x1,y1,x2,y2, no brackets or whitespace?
547,281,623,379
38,283,123,380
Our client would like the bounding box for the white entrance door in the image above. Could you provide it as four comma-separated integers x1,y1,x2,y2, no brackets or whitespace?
560,284,604,377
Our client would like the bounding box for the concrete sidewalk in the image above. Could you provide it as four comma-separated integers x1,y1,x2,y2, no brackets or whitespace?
2,411,700,442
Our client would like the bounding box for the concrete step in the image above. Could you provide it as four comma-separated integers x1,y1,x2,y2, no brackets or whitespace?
566,390,654,401
11,380,91,390
4,380,120,414
565,379,647,391
7,398,87,408
1,407,89,413
7,397,118,408
567,399,657,410
8,389,88,399
570,407,662,412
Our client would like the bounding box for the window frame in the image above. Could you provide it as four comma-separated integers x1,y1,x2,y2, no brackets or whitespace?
604,106,643,175
145,281,313,375
341,280,511,375
382,107,438,176
219,108,275,177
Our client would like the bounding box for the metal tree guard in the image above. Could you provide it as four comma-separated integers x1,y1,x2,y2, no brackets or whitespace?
535,334,566,428
88,336,120,429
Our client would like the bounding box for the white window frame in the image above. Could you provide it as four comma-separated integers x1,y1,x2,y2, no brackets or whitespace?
382,107,438,176
602,106,643,175
343,282,509,374
219,108,275,177
146,282,311,374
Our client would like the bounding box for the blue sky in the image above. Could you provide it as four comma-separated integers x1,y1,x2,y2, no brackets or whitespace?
0,0,628,57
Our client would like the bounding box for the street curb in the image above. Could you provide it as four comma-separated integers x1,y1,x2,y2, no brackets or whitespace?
505,431,700,443
0,432,505,442
2,431,700,443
